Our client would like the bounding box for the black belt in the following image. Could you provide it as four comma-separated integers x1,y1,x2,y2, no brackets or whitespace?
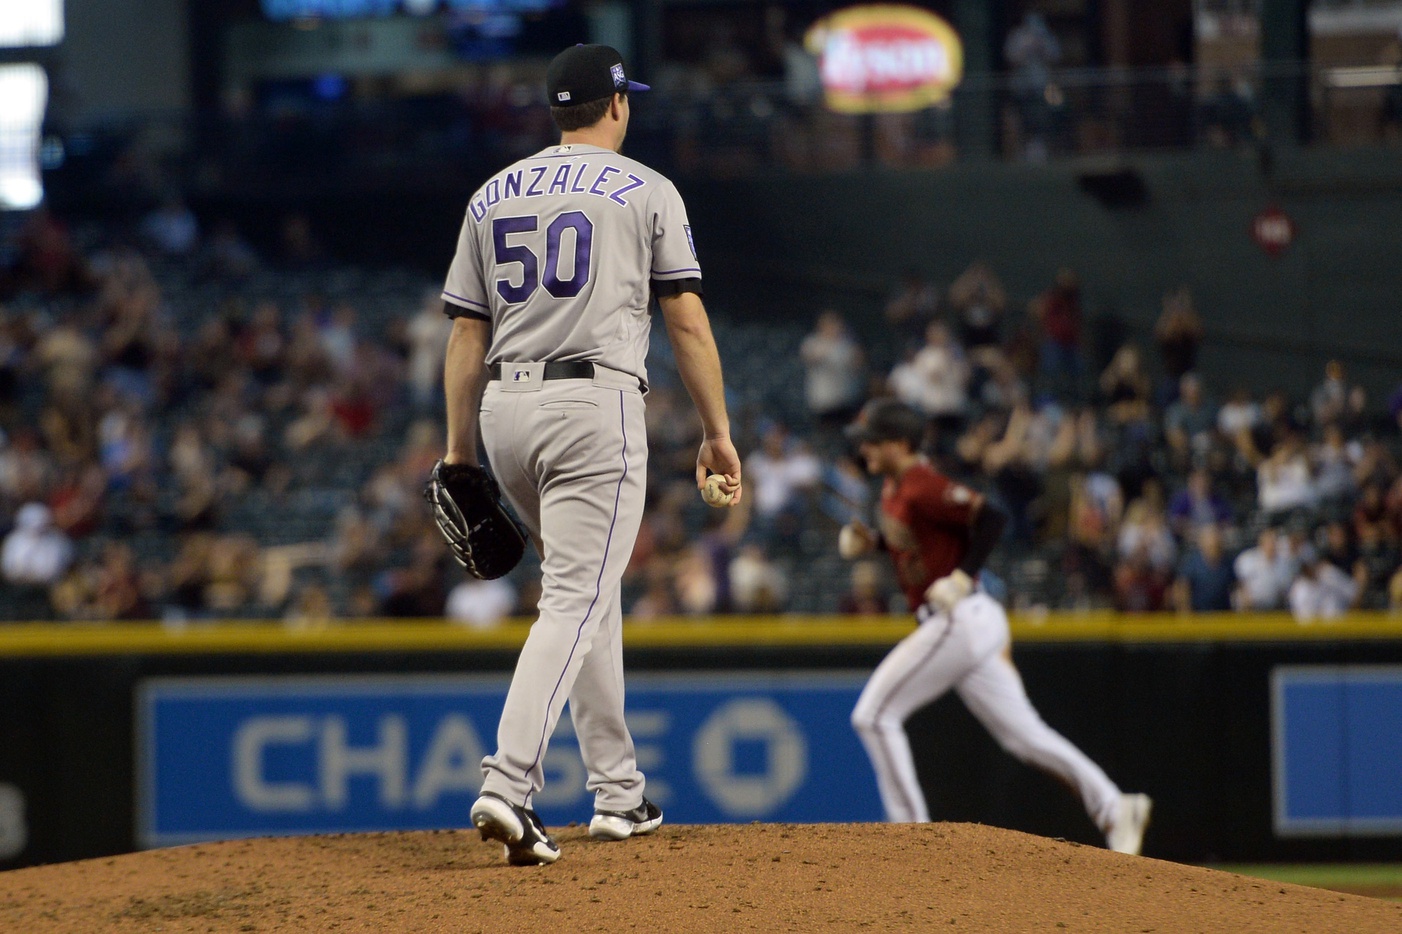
491,362,596,381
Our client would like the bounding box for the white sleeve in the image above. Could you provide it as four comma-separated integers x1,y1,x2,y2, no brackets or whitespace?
650,181,702,282
442,211,491,319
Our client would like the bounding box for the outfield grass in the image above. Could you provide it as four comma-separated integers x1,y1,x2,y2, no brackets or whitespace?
1212,864,1402,901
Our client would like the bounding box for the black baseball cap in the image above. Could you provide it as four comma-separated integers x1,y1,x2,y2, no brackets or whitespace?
845,398,927,449
546,44,649,108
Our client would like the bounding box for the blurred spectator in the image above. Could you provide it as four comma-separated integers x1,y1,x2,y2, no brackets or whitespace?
237,301,287,389
1030,268,1083,401
839,559,889,615
882,269,939,350
631,556,681,619
48,462,107,538
1317,520,1357,577
1217,387,1262,439
1257,430,1316,522
285,584,334,628
1113,548,1169,612
1312,423,1358,508
1117,498,1177,578
1153,287,1204,399
330,378,377,439
1309,359,1348,428
320,304,359,375
1167,468,1233,540
800,310,866,435
1353,482,1392,542
1233,528,1293,610
2,502,73,599
97,406,153,493
91,541,150,620
888,320,970,445
1355,518,1400,609
819,454,872,528
34,311,98,399
729,543,789,612
976,352,1030,414
1004,11,1063,162
946,261,1006,352
672,547,719,615
140,195,200,256
446,576,517,628
1288,553,1359,623
1172,524,1236,612
1098,344,1152,425
40,395,98,468
1163,373,1216,469
744,421,821,549
973,404,1043,545
1041,406,1105,542
375,534,448,618
407,291,452,411
203,534,263,614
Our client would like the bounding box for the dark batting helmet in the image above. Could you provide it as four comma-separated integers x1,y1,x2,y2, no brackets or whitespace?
844,398,926,450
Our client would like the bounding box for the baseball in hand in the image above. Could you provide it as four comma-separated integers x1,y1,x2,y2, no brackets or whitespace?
701,474,735,507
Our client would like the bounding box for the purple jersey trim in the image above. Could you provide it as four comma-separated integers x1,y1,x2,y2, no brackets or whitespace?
443,290,489,310
526,390,630,785
652,267,702,276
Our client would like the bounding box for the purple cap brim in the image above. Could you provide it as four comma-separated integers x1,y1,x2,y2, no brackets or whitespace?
627,81,650,92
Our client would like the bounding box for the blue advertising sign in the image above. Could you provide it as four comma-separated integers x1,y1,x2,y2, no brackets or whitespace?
1272,665,1402,837
137,673,882,847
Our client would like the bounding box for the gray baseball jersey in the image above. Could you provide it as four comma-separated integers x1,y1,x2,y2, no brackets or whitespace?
441,142,701,387
443,141,699,819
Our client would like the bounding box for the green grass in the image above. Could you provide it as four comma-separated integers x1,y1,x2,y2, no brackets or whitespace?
1210,864,1402,899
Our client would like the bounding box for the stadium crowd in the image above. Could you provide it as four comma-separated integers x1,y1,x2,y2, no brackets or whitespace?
1,205,1401,625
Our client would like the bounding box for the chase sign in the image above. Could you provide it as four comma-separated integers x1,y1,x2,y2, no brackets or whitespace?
137,673,881,846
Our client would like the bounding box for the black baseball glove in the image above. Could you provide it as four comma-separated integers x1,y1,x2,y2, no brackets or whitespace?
424,459,527,580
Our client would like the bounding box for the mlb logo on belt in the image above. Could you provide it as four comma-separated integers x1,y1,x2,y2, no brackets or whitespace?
512,369,532,382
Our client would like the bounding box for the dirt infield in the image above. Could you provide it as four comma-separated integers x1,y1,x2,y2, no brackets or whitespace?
2,823,1399,933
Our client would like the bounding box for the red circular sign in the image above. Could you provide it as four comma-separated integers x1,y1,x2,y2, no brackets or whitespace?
1251,205,1295,257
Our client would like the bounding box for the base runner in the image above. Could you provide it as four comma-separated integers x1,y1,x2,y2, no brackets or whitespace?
840,398,1152,855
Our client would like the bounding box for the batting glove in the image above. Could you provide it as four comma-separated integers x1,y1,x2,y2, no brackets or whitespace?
924,569,973,614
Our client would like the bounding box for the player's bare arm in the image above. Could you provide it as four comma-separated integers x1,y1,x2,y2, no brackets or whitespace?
442,315,491,467
658,290,742,503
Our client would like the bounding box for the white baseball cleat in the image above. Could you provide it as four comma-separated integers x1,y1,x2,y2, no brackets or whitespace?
1106,792,1153,855
589,797,663,841
471,792,561,865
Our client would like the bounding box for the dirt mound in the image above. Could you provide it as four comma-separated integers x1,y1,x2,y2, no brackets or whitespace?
2,822,1398,933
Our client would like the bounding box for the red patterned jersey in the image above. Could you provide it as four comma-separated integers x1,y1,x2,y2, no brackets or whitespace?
879,461,983,610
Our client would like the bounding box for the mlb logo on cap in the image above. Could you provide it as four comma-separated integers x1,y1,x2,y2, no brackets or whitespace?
546,44,650,107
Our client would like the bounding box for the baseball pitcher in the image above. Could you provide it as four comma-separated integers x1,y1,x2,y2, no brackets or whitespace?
433,44,741,866
841,398,1152,854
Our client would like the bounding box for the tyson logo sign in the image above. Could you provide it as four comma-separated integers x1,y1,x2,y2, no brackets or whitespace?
805,5,964,113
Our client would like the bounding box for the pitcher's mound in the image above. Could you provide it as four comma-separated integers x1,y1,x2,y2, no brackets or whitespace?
2,822,1398,933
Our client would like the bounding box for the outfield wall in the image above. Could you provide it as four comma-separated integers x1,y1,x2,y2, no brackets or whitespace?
2,613,1401,868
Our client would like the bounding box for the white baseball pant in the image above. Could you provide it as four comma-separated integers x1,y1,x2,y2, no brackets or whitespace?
851,592,1121,830
477,363,649,814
